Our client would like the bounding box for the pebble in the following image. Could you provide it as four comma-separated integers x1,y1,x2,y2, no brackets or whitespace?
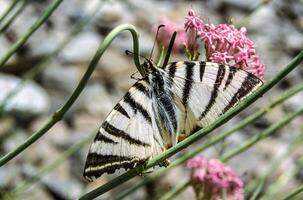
0,73,50,118
60,32,102,64
0,1,302,199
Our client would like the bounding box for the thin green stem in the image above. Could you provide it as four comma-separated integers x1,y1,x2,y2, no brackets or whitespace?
281,185,303,200
0,0,63,67
113,82,303,200
156,46,166,66
0,0,104,116
158,181,190,200
0,0,19,24
79,50,303,200
0,24,141,167
221,106,303,162
0,0,27,34
11,132,95,196
156,106,303,200
249,176,266,200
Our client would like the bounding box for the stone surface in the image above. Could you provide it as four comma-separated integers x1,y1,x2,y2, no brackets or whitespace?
0,1,302,199
60,32,102,64
0,73,50,118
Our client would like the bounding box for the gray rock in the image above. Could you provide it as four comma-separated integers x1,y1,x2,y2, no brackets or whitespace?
0,73,50,118
41,174,83,199
95,1,134,28
0,165,18,188
285,26,303,52
222,0,259,10
81,83,117,117
30,117,71,147
42,62,81,94
95,48,135,85
22,184,53,200
60,32,102,64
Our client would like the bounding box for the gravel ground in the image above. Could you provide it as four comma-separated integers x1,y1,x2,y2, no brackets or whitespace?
0,0,302,199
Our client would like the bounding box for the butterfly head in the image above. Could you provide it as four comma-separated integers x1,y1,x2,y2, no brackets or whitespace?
142,59,157,74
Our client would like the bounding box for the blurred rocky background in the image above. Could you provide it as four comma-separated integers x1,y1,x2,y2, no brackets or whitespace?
0,0,302,199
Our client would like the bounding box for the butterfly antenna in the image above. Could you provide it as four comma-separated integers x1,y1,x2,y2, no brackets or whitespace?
125,50,148,60
162,31,177,68
149,24,165,60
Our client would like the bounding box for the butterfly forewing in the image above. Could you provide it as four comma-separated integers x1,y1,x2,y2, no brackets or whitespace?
163,61,263,138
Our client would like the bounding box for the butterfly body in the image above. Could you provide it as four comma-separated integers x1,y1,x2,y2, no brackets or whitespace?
83,61,263,181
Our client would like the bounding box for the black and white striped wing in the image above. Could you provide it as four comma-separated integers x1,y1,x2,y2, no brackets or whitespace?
83,80,164,181
163,61,263,137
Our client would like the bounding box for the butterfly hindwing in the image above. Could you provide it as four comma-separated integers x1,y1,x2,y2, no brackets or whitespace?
83,80,164,181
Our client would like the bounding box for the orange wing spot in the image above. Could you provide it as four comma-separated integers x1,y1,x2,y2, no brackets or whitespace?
165,144,172,149
177,134,187,142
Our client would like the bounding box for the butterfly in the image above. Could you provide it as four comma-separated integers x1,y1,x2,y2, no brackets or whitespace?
83,58,263,181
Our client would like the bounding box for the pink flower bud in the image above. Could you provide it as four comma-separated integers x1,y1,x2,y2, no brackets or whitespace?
153,17,187,52
187,156,244,200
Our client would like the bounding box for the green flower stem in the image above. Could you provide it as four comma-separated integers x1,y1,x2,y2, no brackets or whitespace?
79,50,303,200
11,132,95,196
221,105,303,162
150,106,303,200
2,132,95,200
113,82,303,200
0,0,27,34
0,0,20,24
158,181,190,200
0,24,141,167
0,0,63,67
0,0,104,116
249,133,303,200
249,176,266,200
281,185,303,200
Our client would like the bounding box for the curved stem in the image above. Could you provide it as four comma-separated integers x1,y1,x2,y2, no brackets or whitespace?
0,0,63,67
0,24,141,167
79,50,303,199
0,0,105,116
113,82,303,200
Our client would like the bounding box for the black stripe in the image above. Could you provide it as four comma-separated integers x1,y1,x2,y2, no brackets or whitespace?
94,132,118,144
133,81,149,97
199,65,226,120
223,66,236,90
84,154,147,181
182,62,195,105
124,92,152,124
85,154,133,168
102,121,150,146
222,73,260,113
151,70,178,133
199,61,206,82
114,103,130,119
168,62,177,79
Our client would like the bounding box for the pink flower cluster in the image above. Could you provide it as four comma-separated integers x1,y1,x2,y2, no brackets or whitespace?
184,9,265,78
153,17,187,52
187,156,244,200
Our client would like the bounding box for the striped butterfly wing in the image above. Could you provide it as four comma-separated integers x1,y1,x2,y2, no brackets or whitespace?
83,80,164,181
163,61,263,138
